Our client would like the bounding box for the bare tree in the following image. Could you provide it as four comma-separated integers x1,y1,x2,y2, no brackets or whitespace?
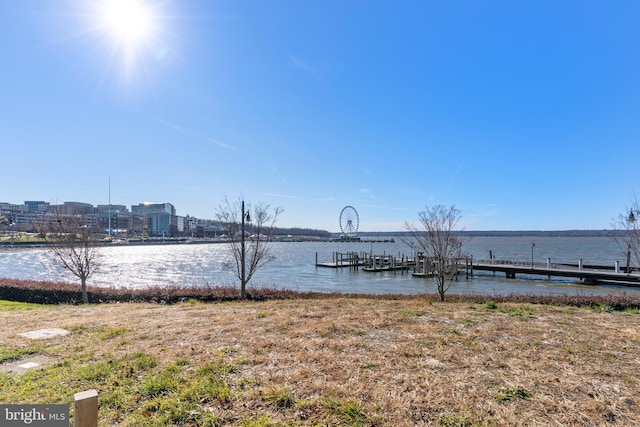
39,214,101,304
612,197,640,272
215,197,283,299
403,205,463,302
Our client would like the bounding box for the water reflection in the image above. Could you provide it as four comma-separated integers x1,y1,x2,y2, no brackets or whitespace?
0,237,637,296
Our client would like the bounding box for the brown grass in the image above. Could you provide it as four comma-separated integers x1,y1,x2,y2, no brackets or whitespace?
1,298,639,426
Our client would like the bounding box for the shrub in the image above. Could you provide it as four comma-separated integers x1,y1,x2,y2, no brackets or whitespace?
1,278,640,310
263,387,296,409
495,386,532,402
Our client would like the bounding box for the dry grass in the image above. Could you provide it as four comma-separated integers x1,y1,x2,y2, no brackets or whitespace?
1,298,639,426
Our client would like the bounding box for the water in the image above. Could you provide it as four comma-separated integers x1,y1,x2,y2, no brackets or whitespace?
0,236,637,296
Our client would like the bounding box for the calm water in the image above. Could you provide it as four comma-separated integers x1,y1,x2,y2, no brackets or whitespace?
1,236,638,296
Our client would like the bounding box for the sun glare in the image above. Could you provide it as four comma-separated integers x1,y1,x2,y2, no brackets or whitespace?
100,0,154,44
91,0,170,81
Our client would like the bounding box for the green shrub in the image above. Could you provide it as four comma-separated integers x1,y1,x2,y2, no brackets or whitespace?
495,386,531,402
484,301,498,310
325,398,368,423
264,387,295,409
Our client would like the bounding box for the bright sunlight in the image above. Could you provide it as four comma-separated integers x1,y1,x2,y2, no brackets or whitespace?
99,0,155,45
91,0,169,82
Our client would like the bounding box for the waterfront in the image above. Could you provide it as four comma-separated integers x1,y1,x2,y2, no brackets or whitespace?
1,235,638,296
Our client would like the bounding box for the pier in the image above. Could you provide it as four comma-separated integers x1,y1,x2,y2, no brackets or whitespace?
315,252,469,277
361,254,411,272
470,259,640,286
315,251,410,271
316,251,414,270
316,252,640,287
314,251,367,269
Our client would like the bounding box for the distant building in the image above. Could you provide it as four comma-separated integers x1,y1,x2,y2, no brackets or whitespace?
96,204,128,213
147,212,178,237
0,199,193,237
24,201,50,213
88,205,143,236
132,203,178,236
131,202,176,216
0,202,27,214
56,202,94,216
184,215,198,235
0,202,33,226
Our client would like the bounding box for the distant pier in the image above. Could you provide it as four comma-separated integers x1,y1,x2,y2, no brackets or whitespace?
471,258,640,286
315,251,469,278
316,251,411,269
316,252,640,287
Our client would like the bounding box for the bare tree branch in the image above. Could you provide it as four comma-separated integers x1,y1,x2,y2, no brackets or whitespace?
215,197,283,298
612,196,640,272
35,213,101,304
402,205,464,301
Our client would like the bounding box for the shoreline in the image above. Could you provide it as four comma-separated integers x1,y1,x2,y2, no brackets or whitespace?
1,278,639,309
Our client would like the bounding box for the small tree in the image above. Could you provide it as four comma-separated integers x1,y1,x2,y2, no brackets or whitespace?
403,205,463,302
612,197,640,272
41,214,101,304
215,197,283,299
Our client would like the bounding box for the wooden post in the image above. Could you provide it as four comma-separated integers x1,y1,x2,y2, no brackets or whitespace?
74,389,98,427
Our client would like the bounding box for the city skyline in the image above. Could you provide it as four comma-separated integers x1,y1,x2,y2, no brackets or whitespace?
2,1,639,232
0,196,619,234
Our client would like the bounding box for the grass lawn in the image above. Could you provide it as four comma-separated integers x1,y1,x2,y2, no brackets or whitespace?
0,297,639,426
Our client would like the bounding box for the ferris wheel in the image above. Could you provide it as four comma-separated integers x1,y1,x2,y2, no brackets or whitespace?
339,206,359,236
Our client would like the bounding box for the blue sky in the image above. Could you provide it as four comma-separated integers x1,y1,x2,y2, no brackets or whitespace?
1,0,639,232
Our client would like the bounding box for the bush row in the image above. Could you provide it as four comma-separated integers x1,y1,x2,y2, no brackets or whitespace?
1,278,639,310
0,278,325,305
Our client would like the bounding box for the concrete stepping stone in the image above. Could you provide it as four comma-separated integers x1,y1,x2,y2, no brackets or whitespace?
18,328,69,339
0,356,49,374
0,329,68,375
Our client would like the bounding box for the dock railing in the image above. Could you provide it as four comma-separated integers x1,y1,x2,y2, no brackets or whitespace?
470,257,640,285
472,257,634,272
316,252,640,285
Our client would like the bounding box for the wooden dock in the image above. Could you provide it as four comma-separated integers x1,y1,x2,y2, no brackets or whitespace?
316,251,413,271
316,251,640,287
315,251,367,269
471,259,640,286
316,252,466,276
